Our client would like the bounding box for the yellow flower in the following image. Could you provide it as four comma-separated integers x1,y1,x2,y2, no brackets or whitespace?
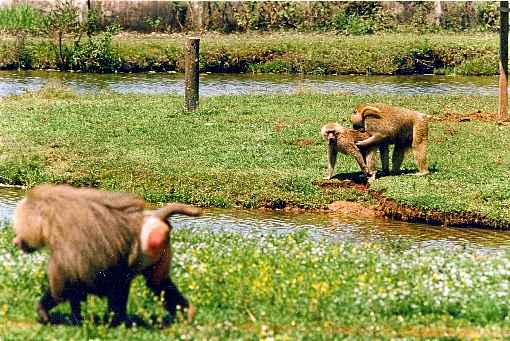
312,282,330,295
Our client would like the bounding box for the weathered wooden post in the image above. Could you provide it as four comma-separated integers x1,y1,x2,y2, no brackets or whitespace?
185,37,200,111
499,1,509,122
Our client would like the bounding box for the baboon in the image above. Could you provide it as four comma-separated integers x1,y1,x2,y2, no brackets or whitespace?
320,122,377,181
12,184,201,326
351,103,429,176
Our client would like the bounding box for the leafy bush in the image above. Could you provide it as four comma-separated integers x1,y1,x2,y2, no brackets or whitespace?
332,12,374,35
71,25,122,72
474,2,499,32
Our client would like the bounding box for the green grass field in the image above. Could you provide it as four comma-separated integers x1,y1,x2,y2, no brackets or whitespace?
0,86,508,224
1,81,510,339
2,226,510,339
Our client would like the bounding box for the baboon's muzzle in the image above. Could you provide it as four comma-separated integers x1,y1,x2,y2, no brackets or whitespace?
13,237,37,253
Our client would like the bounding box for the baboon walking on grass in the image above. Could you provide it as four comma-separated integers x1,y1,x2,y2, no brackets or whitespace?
12,184,201,326
320,122,378,181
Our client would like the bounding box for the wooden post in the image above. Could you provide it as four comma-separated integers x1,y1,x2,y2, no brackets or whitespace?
185,37,200,111
499,1,509,122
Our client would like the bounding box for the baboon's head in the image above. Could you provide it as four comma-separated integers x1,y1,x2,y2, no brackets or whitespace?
320,123,342,145
12,199,44,253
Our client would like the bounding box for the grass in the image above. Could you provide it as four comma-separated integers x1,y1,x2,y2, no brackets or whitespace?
0,4,44,32
1,84,509,338
0,86,508,224
1,224,510,339
0,32,501,75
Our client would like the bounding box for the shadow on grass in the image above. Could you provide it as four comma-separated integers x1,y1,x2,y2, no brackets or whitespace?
331,171,369,183
44,311,173,329
320,166,439,187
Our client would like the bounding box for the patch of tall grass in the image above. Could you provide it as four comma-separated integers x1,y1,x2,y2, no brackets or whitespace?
0,4,44,32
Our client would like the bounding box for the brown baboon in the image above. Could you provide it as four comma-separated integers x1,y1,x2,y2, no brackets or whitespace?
320,122,378,181
351,103,429,176
12,184,201,326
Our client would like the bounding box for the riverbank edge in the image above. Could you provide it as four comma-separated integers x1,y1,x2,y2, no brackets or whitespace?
278,182,510,230
371,191,509,229
0,32,500,75
0,90,507,230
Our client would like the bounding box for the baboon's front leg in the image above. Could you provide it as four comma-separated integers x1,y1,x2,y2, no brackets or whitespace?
364,148,377,182
37,289,59,324
352,148,371,177
38,260,64,324
378,145,390,175
391,146,406,175
326,143,337,179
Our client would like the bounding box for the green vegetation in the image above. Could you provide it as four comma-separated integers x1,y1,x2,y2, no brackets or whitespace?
0,2,501,75
0,1,502,75
0,32,500,75
0,1,501,34
0,4,44,32
0,87,508,224
1,225,510,339
0,1,118,72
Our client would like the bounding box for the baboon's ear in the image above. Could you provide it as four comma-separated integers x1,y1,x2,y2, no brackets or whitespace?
361,106,382,119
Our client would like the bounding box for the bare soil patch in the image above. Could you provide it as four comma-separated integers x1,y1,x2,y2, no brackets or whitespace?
315,179,369,192
327,200,379,218
432,110,501,123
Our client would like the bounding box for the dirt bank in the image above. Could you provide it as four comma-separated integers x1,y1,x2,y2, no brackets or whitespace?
319,180,510,229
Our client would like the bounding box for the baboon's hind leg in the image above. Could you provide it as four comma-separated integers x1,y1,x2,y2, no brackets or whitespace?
391,146,406,175
412,120,429,175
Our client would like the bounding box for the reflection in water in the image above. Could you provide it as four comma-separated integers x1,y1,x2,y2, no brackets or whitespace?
0,70,502,97
0,187,23,229
1,188,509,252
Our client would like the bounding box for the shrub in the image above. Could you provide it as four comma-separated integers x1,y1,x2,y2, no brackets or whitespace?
71,25,122,72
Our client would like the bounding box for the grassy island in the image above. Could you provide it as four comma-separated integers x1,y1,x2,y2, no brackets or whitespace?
0,87,508,227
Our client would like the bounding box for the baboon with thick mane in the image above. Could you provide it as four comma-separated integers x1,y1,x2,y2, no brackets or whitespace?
320,122,377,181
13,184,201,325
351,103,429,176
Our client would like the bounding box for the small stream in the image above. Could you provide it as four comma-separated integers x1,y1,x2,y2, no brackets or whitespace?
2,188,510,253
0,71,503,97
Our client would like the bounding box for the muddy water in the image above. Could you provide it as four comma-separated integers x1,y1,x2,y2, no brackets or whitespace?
0,70,502,97
1,188,510,252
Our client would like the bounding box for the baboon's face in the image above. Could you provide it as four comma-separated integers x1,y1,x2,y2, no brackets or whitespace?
351,112,364,131
326,130,337,144
12,199,44,253
321,124,340,144
12,236,37,253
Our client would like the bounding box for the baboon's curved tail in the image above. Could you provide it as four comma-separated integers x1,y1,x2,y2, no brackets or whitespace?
151,203,202,221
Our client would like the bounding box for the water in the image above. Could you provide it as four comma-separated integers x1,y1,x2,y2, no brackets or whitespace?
0,187,22,229
2,188,510,252
0,70,502,97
